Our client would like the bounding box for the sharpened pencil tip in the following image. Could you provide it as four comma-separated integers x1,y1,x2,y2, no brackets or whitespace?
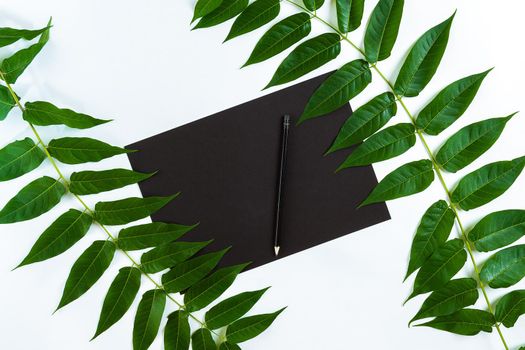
274,246,280,256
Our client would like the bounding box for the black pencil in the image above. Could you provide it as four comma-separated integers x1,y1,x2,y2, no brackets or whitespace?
274,114,290,256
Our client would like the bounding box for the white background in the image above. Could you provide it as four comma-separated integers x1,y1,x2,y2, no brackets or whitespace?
0,0,524,349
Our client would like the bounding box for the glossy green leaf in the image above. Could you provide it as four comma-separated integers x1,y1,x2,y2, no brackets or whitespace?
327,92,397,153
495,290,525,327
480,245,525,288
436,115,514,173
93,266,141,339
407,239,466,301
0,138,45,182
133,289,166,350
394,13,455,97
299,59,372,123
0,84,17,120
193,0,249,29
360,159,435,207
451,156,525,210
94,194,178,225
0,25,50,47
219,343,241,350
224,0,280,42
162,249,229,293
336,0,365,33
140,241,211,274
192,0,223,23
410,278,478,324
469,210,525,252
69,168,154,195
47,137,132,164
57,240,116,310
303,0,324,11
0,176,66,224
364,0,404,62
164,310,191,350
415,309,494,335
416,70,491,135
264,33,341,89
23,101,110,129
226,308,285,344
206,288,269,330
191,328,216,350
17,209,92,267
337,123,415,170
243,13,311,67
405,200,455,280
118,222,197,251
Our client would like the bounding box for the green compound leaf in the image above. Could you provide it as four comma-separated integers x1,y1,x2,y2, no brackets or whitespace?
219,343,241,350
118,222,197,251
0,84,17,120
191,328,216,350
224,0,280,42
140,241,211,274
469,210,525,252
57,240,116,310
23,101,110,129
415,309,494,336
164,310,191,350
94,194,178,225
17,209,92,268
69,168,154,195
405,200,455,280
0,138,45,182
436,115,514,173
193,0,249,29
303,0,324,11
243,13,311,67
265,33,341,89
394,13,455,97
0,176,66,224
480,245,525,288
337,123,415,170
133,289,166,350
47,137,133,164
451,156,525,210
495,290,525,328
360,159,435,207
206,288,269,330
364,0,404,63
410,278,478,325
226,308,285,344
327,92,397,154
416,70,491,135
93,266,141,339
192,0,223,23
336,0,365,33
407,239,466,301
0,24,50,47
299,59,372,123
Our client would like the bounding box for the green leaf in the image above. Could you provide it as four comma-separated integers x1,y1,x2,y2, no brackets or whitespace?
226,308,285,344
410,278,478,325
327,92,397,153
303,0,324,11
94,194,178,225
191,328,216,350
23,101,110,129
436,115,514,173
47,137,132,164
415,70,491,135
0,25,50,47
480,245,525,288
495,290,525,327
193,0,249,29
164,311,191,350
336,0,365,33
219,343,241,350
184,263,248,312
394,13,455,97
299,59,372,123
192,0,223,23
140,241,211,274
0,138,45,182
469,210,525,252
337,123,415,170
118,222,197,251
57,240,116,310
451,156,525,210
93,266,141,339
405,200,455,280
224,0,280,42
360,159,434,207
206,288,269,330
133,289,166,350
243,13,311,67
162,249,229,293
0,176,66,224
17,209,92,268
364,0,404,62
69,168,154,195
264,33,341,89
0,84,17,120
415,309,494,335
407,239,466,301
